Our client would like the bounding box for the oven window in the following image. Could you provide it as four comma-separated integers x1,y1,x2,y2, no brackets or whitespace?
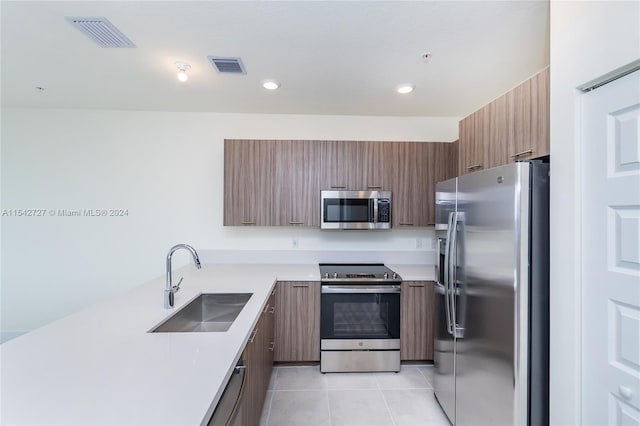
323,199,372,223
321,293,400,339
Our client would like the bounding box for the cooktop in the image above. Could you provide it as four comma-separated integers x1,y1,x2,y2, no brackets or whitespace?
319,263,401,282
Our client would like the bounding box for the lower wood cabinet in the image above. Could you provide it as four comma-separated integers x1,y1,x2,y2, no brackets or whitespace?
241,288,276,426
274,281,321,362
400,281,434,361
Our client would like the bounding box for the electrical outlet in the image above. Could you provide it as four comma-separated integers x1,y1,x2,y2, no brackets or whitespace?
430,238,436,250
415,238,423,249
292,239,299,249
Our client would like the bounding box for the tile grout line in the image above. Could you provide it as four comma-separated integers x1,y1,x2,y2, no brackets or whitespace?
378,383,397,426
417,366,434,389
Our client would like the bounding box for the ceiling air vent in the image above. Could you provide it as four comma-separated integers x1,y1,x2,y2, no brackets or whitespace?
65,17,136,48
208,56,246,74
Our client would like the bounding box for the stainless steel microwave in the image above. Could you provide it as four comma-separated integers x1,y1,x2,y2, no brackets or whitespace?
320,190,392,230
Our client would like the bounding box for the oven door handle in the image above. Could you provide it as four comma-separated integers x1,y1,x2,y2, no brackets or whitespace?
321,285,401,294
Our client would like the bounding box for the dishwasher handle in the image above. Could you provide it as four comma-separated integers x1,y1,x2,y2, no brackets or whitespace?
207,362,247,426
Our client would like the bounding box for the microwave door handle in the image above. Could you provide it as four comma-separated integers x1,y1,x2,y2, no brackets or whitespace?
373,199,378,224
443,211,454,335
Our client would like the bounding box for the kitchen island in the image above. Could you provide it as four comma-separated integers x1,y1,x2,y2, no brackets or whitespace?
0,263,433,425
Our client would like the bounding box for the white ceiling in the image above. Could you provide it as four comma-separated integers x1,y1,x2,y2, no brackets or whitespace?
0,1,549,117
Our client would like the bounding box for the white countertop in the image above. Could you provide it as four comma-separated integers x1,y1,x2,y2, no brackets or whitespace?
389,264,435,282
0,262,432,425
0,264,319,425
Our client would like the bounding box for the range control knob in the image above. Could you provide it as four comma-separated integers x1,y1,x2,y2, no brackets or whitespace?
392,272,398,279
324,272,329,279
333,272,338,279
384,272,389,279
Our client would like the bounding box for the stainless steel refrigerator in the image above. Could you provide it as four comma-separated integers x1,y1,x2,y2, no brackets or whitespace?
433,161,549,426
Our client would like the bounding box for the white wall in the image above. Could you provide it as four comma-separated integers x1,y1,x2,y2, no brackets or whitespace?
549,1,639,425
0,108,458,335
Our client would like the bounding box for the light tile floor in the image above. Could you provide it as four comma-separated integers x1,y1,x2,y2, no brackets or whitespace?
260,365,451,426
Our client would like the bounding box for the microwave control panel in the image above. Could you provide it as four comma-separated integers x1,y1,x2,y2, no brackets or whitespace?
378,199,391,223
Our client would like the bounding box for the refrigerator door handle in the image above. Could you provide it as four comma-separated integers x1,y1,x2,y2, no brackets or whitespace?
447,212,458,335
443,211,455,334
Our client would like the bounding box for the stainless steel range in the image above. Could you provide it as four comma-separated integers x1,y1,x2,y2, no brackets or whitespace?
319,263,401,373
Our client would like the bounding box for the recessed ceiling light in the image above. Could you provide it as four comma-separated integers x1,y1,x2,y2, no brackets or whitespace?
396,84,415,94
261,79,280,90
175,62,191,82
35,86,45,92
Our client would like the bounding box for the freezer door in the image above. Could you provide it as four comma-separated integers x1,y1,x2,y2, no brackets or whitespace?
434,177,457,424
454,163,530,426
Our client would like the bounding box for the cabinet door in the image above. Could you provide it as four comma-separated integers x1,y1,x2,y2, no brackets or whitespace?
273,140,321,226
274,281,321,362
320,141,358,190
224,140,275,226
449,140,459,179
265,288,276,382
419,143,452,226
241,321,263,426
400,281,434,361
356,142,393,190
507,67,550,161
391,142,419,227
458,112,486,175
529,66,550,158
487,95,509,168
507,78,532,162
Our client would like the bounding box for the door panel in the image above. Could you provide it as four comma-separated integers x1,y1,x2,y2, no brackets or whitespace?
582,69,640,425
455,164,522,426
434,177,458,424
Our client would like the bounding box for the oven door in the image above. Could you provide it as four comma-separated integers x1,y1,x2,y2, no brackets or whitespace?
320,285,400,340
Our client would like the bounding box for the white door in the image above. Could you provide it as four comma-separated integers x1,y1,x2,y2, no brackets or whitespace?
582,69,640,425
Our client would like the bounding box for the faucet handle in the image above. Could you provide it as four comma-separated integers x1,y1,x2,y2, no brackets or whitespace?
173,277,184,293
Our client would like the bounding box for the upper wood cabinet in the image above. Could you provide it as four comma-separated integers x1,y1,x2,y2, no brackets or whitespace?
274,140,321,226
458,66,550,175
393,142,454,227
487,95,509,167
225,139,456,227
224,139,276,225
459,110,486,174
319,140,358,190
355,141,393,190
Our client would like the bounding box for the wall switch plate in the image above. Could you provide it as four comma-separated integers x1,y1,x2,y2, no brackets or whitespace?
415,238,423,249
292,239,299,249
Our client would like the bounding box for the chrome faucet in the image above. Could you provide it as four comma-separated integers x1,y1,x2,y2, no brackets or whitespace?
165,244,201,308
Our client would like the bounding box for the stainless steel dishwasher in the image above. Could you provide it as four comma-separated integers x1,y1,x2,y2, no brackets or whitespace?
207,360,246,426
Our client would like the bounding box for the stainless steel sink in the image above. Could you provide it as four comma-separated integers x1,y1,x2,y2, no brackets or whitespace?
150,293,252,333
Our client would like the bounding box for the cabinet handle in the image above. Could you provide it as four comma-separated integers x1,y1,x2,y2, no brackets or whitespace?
510,149,533,158
249,329,258,343
331,185,346,189
399,222,414,226
268,342,275,351
271,288,276,296
292,284,309,288
367,185,382,189
466,164,483,170
289,221,304,225
262,303,270,314
269,306,275,314
409,284,425,288
241,221,257,225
